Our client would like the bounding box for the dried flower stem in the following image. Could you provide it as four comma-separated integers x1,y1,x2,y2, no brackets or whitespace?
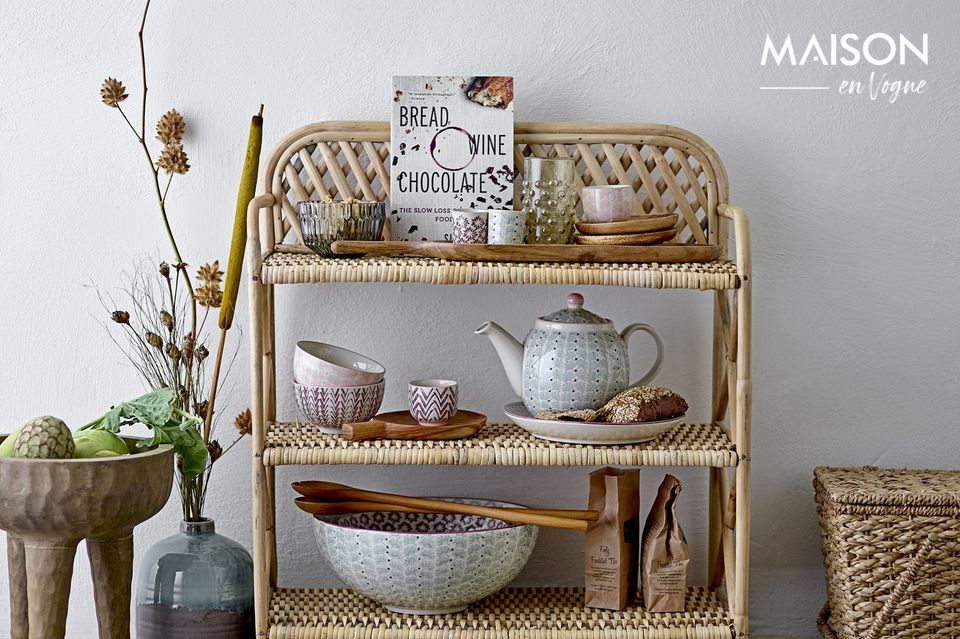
138,0,150,139
115,0,196,333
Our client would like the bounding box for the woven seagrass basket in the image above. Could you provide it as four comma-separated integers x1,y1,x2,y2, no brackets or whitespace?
814,467,960,639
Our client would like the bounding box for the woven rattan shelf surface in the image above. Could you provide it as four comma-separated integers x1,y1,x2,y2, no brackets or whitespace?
260,251,740,290
268,586,733,638
263,421,737,467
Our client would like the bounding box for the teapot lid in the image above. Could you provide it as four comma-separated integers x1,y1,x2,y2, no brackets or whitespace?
537,293,613,329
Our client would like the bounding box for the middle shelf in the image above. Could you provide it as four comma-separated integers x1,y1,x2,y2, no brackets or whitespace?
263,421,737,467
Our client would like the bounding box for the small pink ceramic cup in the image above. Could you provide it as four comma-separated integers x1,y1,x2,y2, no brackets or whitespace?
451,210,488,244
580,185,635,223
408,379,459,426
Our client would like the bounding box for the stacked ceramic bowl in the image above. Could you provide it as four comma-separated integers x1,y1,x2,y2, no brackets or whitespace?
293,341,385,434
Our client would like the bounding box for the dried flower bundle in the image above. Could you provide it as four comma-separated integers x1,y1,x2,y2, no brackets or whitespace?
99,1,261,522
100,261,242,521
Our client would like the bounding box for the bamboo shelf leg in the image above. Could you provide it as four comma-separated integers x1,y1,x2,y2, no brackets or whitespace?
265,284,278,588
723,205,752,637
708,289,729,587
248,193,275,637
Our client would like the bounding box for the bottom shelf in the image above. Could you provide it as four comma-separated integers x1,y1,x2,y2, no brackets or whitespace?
269,586,733,638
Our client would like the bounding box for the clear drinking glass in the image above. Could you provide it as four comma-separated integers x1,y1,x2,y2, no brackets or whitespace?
521,157,577,244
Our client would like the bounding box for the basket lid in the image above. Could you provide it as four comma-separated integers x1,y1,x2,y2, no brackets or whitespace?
815,466,960,510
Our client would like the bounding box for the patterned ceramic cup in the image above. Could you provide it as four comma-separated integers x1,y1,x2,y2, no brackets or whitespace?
580,185,635,223
408,379,459,426
486,210,526,244
451,210,488,244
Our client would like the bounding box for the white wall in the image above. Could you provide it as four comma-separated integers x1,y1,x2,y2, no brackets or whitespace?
2,1,959,637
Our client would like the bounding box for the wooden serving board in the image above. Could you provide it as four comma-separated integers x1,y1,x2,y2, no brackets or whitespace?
330,240,721,264
574,228,678,246
576,212,678,235
341,410,486,441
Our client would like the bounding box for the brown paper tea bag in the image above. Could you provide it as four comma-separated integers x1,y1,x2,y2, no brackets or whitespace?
584,467,640,610
641,474,689,612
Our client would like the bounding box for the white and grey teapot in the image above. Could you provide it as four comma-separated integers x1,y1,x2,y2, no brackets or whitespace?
476,293,664,414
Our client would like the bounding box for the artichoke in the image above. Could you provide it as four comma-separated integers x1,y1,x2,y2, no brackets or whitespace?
73,430,130,458
12,416,75,459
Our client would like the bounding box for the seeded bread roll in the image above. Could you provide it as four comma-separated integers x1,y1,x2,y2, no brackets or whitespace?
595,386,688,423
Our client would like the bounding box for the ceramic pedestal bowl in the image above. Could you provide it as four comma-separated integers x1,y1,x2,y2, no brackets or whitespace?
0,438,174,639
313,499,538,615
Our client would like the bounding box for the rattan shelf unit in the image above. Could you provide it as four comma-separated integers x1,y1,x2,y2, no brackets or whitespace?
246,121,752,638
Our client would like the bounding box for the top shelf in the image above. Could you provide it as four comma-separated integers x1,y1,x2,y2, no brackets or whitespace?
260,251,740,290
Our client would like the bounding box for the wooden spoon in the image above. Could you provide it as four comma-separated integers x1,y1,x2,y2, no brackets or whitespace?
291,481,593,531
295,497,598,521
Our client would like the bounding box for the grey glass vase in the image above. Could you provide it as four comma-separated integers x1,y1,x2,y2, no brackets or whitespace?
136,519,254,639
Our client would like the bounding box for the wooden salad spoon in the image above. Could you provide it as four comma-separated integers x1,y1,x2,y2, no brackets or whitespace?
294,497,598,521
291,481,596,531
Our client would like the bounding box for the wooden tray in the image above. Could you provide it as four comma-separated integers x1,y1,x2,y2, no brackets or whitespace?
330,240,721,264
341,410,486,441
573,228,678,246
575,212,678,235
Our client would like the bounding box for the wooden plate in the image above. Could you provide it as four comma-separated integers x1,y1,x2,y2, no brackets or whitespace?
341,410,486,441
576,213,678,236
573,228,678,246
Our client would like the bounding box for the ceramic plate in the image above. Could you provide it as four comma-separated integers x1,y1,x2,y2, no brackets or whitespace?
503,402,683,445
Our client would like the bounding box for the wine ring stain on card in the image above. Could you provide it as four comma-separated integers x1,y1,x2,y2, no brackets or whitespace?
391,76,515,241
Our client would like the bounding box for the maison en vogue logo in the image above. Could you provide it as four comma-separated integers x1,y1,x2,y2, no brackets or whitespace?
760,33,928,103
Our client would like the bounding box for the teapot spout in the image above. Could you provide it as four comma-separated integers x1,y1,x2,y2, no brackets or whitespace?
475,321,524,398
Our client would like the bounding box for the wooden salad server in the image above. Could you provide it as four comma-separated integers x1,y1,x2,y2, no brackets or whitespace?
291,481,596,531
294,497,598,521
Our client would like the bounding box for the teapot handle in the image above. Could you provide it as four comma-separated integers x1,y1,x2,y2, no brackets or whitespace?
620,323,665,387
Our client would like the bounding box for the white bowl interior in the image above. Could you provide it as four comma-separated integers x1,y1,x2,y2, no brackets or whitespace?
318,499,525,533
296,341,385,376
408,379,457,389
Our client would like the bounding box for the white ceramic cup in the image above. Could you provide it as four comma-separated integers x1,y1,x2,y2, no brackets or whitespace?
408,379,459,426
486,210,526,244
580,185,635,223
451,210,488,244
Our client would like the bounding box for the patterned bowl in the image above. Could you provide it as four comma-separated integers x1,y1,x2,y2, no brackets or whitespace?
313,500,539,614
293,380,385,434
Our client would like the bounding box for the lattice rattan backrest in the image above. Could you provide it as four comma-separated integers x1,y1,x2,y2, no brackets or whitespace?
261,121,728,248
